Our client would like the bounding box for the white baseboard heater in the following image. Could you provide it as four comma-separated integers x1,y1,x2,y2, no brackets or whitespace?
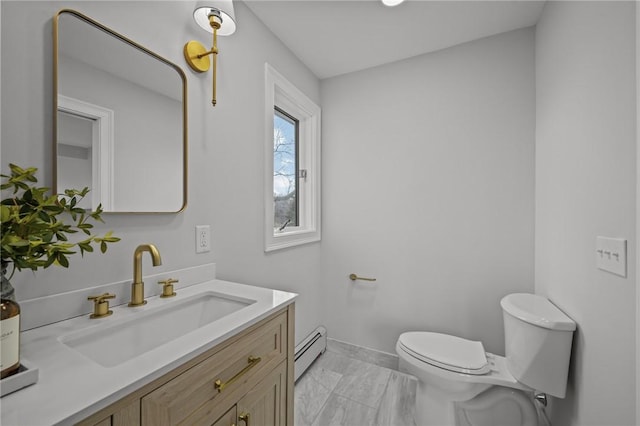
294,326,327,382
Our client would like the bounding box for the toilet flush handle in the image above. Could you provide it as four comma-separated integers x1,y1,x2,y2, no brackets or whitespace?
534,393,547,407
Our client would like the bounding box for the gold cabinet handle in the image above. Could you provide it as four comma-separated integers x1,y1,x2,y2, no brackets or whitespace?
213,356,261,393
349,273,377,282
239,412,250,426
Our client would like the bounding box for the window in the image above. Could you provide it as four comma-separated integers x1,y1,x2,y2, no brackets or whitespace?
264,64,321,252
273,107,299,229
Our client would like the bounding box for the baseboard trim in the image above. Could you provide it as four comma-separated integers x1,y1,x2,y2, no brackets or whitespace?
327,338,399,371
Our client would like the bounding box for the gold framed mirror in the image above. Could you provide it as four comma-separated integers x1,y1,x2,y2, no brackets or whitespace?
53,9,188,213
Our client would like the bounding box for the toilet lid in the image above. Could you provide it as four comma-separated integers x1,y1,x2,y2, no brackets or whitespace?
398,332,490,375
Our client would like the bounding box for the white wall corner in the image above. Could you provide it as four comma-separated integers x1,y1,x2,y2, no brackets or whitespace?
636,1,640,423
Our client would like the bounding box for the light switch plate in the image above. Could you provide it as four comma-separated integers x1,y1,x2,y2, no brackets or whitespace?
596,236,626,277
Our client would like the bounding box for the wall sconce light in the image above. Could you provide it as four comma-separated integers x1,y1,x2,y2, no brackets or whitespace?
184,1,236,106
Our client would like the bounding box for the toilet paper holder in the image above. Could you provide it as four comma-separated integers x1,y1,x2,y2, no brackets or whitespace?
349,273,377,282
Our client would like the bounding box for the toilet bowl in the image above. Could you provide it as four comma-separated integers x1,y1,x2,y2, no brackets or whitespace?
397,333,536,426
396,293,575,426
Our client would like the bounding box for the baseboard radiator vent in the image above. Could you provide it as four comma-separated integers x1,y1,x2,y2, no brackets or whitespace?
294,326,327,382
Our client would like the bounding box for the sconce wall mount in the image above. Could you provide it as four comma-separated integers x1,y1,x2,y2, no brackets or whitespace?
184,40,212,73
184,2,236,106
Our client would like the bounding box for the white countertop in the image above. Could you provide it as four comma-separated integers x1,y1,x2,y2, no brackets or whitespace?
0,279,297,426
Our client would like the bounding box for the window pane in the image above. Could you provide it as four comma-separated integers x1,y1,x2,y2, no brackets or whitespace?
274,108,298,229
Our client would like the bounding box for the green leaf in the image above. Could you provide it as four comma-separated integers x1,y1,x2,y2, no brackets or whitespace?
57,253,69,268
9,239,29,248
42,204,63,214
38,210,51,223
44,255,56,268
0,205,10,222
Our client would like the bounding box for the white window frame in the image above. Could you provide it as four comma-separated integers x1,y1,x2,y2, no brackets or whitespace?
264,63,321,252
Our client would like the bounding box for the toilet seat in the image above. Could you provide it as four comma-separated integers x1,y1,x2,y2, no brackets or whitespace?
398,332,491,375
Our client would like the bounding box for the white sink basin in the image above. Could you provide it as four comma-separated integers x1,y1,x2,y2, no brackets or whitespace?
60,292,254,367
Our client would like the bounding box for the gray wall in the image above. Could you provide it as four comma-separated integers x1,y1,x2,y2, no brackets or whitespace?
535,2,636,424
319,27,536,355
0,0,324,345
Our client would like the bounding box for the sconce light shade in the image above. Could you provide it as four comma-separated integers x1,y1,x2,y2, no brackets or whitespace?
193,0,236,36
381,0,405,6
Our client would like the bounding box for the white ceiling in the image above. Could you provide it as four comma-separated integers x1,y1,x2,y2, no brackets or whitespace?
243,0,545,79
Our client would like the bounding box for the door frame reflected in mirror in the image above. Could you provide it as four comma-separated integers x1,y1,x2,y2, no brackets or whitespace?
57,95,115,211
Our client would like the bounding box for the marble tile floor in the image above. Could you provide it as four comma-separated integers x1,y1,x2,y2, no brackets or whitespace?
294,348,417,426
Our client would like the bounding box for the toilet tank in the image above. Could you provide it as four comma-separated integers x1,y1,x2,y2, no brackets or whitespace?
501,293,576,398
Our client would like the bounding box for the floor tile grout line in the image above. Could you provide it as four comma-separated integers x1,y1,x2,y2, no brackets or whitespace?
327,352,400,377
373,373,394,419
297,357,345,426
307,394,327,426
308,368,341,394
296,348,416,426
330,371,394,411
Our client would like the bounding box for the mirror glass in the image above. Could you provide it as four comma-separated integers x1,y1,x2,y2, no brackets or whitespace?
54,10,187,213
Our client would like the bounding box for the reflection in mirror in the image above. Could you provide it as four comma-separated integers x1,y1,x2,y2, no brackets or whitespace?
54,10,187,213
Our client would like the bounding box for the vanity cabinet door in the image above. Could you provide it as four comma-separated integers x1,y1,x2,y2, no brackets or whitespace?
112,401,140,426
212,406,237,426
78,399,139,426
236,361,287,426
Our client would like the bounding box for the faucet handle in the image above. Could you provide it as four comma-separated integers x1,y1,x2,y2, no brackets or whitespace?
87,293,116,319
158,278,178,298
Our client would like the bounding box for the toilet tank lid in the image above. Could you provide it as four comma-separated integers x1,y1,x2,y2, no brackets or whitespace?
501,293,576,331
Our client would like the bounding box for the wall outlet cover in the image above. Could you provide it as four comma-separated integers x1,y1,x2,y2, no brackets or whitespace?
196,225,211,253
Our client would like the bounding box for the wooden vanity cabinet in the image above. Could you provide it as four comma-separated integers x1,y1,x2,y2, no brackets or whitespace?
210,361,286,426
211,406,236,426
235,360,287,426
76,304,294,426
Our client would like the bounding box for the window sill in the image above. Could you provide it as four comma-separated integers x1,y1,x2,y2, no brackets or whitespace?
265,229,321,252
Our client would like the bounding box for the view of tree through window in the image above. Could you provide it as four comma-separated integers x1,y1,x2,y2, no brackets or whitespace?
274,107,298,230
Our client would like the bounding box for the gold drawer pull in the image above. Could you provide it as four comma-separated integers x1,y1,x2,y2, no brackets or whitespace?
239,412,250,426
214,356,261,392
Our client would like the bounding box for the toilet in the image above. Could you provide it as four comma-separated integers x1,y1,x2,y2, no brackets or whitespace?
396,293,576,426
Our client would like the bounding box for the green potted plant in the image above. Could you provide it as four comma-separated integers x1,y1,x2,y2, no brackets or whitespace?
0,164,119,378
1,163,120,297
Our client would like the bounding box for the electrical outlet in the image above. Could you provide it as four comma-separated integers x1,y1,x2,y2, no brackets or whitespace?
196,225,211,253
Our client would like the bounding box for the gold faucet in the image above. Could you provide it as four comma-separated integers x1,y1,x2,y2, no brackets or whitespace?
128,244,162,307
